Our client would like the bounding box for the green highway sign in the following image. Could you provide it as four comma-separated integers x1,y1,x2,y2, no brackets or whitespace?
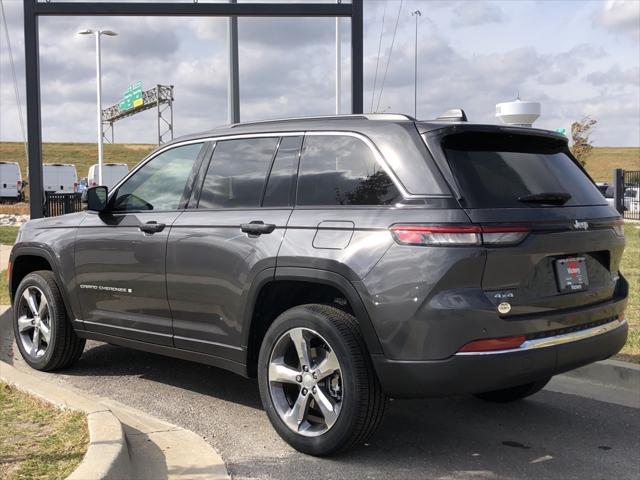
119,81,144,111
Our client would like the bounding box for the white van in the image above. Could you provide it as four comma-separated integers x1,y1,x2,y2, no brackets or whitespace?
0,161,24,202
88,163,129,190
43,164,78,193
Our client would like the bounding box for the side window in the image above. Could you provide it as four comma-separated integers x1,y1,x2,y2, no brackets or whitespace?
112,143,203,212
262,136,302,207
296,135,401,206
198,137,279,209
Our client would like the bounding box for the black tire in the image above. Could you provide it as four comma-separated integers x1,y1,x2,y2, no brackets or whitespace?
473,377,551,403
258,304,387,456
13,271,85,371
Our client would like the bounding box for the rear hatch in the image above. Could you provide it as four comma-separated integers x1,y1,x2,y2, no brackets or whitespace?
430,128,625,317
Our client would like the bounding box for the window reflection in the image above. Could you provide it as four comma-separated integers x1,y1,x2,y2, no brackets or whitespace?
297,136,400,206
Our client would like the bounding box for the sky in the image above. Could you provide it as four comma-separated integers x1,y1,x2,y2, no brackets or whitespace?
1,0,639,148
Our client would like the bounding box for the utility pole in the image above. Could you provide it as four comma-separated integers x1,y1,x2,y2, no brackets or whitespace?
411,10,421,119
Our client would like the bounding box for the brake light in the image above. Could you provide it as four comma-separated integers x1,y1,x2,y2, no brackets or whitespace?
458,335,526,353
389,225,529,246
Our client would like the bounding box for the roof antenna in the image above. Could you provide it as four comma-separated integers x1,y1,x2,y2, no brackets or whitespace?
516,90,521,101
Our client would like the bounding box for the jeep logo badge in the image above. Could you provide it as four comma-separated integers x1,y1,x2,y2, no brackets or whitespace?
573,220,589,230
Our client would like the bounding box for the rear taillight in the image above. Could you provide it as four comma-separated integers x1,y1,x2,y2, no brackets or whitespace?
458,335,526,353
389,225,529,247
612,219,624,237
390,225,481,246
17,180,22,188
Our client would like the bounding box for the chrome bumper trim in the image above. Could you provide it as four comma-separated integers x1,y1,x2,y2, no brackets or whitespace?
455,318,626,356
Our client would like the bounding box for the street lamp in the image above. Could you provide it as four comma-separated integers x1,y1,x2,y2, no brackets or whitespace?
78,29,118,187
410,10,421,119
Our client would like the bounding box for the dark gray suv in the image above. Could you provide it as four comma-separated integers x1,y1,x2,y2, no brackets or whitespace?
9,114,628,456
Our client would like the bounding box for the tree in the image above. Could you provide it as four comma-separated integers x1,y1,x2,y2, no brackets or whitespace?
570,116,597,166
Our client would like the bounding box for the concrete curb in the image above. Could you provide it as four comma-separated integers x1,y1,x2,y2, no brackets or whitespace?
561,359,640,391
0,360,132,480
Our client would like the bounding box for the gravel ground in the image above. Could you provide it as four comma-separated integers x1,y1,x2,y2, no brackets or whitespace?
1,309,639,480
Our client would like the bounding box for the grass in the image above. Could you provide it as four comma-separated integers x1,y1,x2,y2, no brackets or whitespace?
1,142,638,186
584,147,640,182
617,222,640,363
0,382,88,480
0,227,19,245
0,204,29,216
0,142,155,192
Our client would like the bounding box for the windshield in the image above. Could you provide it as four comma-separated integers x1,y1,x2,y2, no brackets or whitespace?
442,132,606,208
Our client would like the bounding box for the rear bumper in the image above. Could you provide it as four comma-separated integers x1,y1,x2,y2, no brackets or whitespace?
372,318,628,398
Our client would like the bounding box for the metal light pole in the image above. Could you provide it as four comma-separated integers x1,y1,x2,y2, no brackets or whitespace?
78,29,117,186
335,4,341,115
411,10,421,119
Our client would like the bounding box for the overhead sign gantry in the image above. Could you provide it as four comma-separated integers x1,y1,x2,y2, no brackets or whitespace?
102,82,174,146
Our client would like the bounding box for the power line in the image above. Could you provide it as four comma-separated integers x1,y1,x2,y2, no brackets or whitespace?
0,0,28,161
375,0,403,113
370,0,387,113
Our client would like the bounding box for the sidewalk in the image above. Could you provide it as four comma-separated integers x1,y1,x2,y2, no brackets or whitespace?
0,244,11,269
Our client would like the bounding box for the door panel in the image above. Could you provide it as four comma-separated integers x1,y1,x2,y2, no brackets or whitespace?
166,209,291,359
74,141,206,345
75,211,181,345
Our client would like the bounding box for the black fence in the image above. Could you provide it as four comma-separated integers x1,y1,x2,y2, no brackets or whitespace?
620,170,640,221
44,191,83,217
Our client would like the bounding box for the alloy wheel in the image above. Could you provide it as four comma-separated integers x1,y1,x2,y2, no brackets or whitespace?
16,286,52,359
268,327,343,437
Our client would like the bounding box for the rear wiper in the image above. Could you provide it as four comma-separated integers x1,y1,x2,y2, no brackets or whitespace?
517,192,572,205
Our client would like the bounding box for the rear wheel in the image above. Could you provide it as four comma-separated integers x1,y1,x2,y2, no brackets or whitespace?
258,304,387,456
13,271,85,371
473,378,551,403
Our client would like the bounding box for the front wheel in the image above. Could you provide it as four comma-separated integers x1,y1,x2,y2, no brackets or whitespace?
257,304,387,456
473,378,551,403
13,271,85,371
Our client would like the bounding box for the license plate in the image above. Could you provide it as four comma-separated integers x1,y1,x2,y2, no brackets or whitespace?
555,257,589,292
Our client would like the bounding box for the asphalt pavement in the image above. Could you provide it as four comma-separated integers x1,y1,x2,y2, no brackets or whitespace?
1,308,638,480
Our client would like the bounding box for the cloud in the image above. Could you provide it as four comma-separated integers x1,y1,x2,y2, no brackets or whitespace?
599,0,640,38
450,1,504,28
1,0,639,147
586,65,640,87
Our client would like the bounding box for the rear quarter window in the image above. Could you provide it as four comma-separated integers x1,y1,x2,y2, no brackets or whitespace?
442,132,606,208
296,135,401,206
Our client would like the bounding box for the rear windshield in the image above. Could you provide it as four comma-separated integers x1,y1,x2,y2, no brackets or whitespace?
442,132,606,208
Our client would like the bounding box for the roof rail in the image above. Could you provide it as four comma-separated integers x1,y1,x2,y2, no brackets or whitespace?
229,113,415,128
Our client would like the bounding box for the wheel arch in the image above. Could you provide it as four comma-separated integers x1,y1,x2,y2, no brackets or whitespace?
9,247,78,327
242,267,383,377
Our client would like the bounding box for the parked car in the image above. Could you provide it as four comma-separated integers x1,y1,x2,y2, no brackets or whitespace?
87,163,129,190
624,185,639,213
0,161,25,202
42,163,78,193
9,113,628,456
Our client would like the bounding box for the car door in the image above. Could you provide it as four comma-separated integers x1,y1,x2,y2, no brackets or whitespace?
74,141,207,345
166,135,301,361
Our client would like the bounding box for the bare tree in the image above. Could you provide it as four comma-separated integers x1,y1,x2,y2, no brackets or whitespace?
570,116,597,166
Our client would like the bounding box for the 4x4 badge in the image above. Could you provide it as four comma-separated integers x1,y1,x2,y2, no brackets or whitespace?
573,220,589,230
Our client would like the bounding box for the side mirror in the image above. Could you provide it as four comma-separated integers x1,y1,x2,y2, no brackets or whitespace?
82,186,109,212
